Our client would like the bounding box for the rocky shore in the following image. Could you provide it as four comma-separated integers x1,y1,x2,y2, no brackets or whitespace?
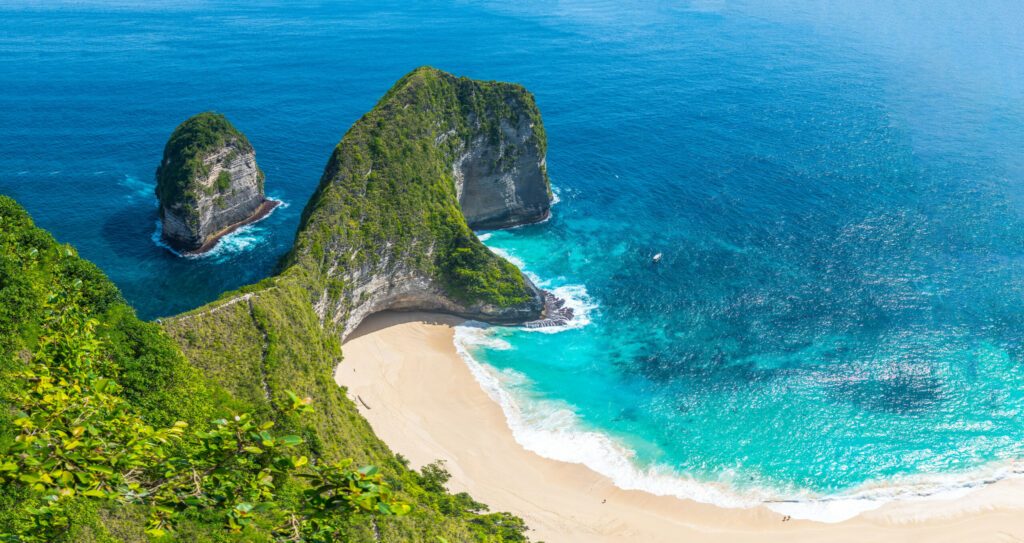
183,198,280,255
524,292,575,329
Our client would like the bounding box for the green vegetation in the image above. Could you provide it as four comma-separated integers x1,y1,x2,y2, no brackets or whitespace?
0,66,551,542
288,66,545,311
0,296,409,541
440,229,531,306
216,170,232,192
0,196,532,541
155,112,259,223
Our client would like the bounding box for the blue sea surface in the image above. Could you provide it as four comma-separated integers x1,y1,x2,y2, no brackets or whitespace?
3,0,1024,518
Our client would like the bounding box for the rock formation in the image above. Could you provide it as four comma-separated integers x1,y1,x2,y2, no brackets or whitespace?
155,112,275,254
453,89,551,229
287,66,553,337
160,68,561,537
0,68,560,541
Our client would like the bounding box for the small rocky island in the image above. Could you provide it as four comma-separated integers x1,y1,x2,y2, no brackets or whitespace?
155,112,278,254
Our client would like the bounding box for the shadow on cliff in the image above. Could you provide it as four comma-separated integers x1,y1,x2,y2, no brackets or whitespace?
343,311,468,344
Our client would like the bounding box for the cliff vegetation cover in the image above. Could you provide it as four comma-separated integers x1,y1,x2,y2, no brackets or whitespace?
155,112,261,224
0,67,548,542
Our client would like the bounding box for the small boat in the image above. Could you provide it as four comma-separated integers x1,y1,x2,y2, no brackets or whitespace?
653,253,662,263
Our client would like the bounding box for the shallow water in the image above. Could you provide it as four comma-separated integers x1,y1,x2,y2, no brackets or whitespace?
2,0,1024,519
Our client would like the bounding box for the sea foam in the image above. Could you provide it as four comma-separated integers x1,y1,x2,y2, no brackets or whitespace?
455,239,1022,523
152,196,286,261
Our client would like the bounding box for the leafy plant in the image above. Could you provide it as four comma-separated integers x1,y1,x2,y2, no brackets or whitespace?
0,289,408,542
216,170,232,192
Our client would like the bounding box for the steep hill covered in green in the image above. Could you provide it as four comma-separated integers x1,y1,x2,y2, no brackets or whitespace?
285,65,551,337
0,66,551,542
161,66,554,539
0,195,530,542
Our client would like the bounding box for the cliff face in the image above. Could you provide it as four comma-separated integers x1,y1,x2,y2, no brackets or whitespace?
287,66,552,338
453,89,551,229
159,67,556,538
156,112,268,253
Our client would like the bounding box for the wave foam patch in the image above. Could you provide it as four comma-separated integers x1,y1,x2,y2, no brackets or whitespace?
118,174,154,201
533,283,597,332
453,324,513,351
152,197,284,261
764,462,1024,522
487,245,526,269
453,323,1023,523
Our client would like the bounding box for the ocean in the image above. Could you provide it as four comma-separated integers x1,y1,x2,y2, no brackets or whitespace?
3,0,1024,521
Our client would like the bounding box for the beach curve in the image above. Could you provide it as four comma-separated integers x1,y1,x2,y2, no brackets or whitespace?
335,311,1024,543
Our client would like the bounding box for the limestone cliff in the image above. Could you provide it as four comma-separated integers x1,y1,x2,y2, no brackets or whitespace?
453,80,551,229
286,66,552,337
155,112,272,253
164,65,558,469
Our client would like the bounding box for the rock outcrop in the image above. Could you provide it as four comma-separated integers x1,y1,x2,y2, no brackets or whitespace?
453,91,551,229
156,112,275,254
287,66,553,337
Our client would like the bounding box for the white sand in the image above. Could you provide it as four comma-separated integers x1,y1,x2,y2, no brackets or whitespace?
336,312,1024,543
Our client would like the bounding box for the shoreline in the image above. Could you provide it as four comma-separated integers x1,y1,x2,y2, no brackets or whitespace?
336,312,1024,542
157,198,282,257
186,198,281,255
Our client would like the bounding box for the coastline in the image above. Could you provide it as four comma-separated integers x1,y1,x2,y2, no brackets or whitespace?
336,312,1024,543
153,197,283,258
186,198,281,255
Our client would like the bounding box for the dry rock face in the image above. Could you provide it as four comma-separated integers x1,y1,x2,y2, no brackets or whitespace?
454,109,551,229
156,112,268,253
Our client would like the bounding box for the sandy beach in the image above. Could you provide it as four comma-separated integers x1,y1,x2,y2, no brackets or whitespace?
336,312,1024,543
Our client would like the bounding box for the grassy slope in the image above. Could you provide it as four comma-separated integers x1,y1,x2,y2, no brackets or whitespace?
1,67,547,542
0,193,529,542
0,195,253,542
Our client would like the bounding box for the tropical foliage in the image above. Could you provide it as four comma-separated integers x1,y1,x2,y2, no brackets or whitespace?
0,194,532,541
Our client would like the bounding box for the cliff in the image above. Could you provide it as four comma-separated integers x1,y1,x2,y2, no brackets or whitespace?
0,67,551,542
288,66,551,337
0,195,533,542
161,67,556,538
155,112,275,254
453,92,551,229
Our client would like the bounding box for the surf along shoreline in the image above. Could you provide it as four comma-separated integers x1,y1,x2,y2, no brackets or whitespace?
336,311,1024,543
183,198,281,256
154,197,282,258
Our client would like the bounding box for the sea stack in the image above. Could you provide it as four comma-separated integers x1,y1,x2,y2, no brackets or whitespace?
155,112,276,254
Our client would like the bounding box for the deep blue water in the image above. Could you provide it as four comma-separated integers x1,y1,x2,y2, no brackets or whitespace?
3,0,1024,517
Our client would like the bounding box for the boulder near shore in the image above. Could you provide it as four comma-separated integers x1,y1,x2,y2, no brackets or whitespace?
155,112,276,254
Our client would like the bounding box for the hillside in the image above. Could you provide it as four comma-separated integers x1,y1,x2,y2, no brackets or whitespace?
0,66,551,542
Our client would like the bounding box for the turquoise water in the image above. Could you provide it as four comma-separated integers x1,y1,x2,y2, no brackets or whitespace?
3,0,1024,519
